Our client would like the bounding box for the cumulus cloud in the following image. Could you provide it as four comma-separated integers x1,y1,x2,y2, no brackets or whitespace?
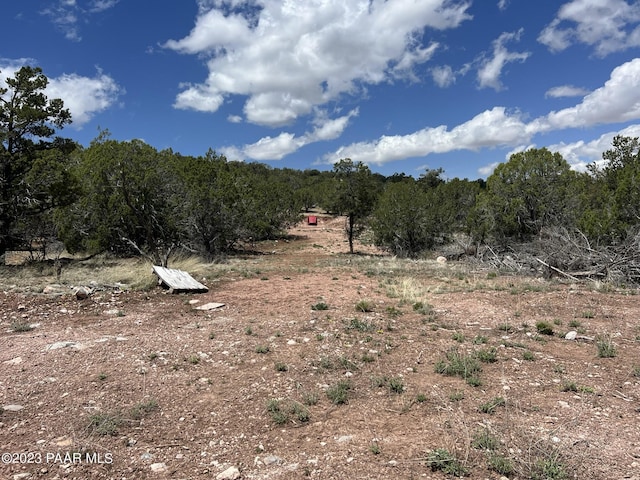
322,58,640,168
223,108,359,161
547,124,640,171
0,61,123,128
534,58,640,131
477,29,531,91
47,71,123,127
163,0,472,127
538,0,640,57
324,107,531,165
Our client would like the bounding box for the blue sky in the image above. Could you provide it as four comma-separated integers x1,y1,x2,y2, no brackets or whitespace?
3,0,640,179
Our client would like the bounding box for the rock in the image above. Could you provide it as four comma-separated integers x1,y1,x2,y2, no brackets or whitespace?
436,256,447,264
336,435,353,443
13,473,32,480
263,455,282,465
216,466,241,480
3,356,22,365
3,404,24,412
45,341,79,351
565,331,577,340
74,287,91,300
195,302,225,311
150,462,167,473
42,285,66,295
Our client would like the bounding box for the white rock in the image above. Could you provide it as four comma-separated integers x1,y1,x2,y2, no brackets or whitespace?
216,466,241,480
150,462,167,472
14,473,32,480
195,302,225,311
436,256,447,264
565,331,577,340
3,357,22,365
3,404,24,412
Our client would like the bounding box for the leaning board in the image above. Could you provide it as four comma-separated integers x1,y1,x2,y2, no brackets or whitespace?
152,266,209,294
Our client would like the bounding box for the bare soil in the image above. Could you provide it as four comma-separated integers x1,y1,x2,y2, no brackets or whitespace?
1,215,639,480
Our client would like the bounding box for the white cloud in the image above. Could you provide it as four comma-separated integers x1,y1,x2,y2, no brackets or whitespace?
164,0,472,127
545,85,590,98
478,161,500,176
227,114,243,123
0,62,123,128
431,65,456,88
225,108,358,161
477,29,531,91
538,0,640,57
323,58,640,168
534,58,640,131
47,70,123,127
547,124,640,171
497,0,509,11
324,107,531,165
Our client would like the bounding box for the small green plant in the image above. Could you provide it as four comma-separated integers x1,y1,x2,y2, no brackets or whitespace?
488,454,514,476
97,372,108,381
361,353,376,363
435,347,482,383
326,380,351,405
245,326,253,335
523,350,535,361
355,299,374,312
209,331,216,339
596,335,617,358
533,457,568,480
87,412,121,436
471,428,499,450
427,448,468,476
449,390,465,402
632,365,640,378
255,345,270,354
266,399,289,425
290,401,310,422
473,335,488,344
452,332,465,343
148,352,158,361
274,362,288,372
371,375,389,388
416,393,427,403
497,322,514,333
302,390,319,406
479,396,506,414
130,398,159,420
385,306,403,317
536,321,554,335
369,443,381,455
311,302,329,311
553,364,566,374
561,381,578,392
346,317,376,332
581,310,595,319
187,354,200,365
568,319,582,328
413,301,434,316
388,376,405,394
476,347,498,363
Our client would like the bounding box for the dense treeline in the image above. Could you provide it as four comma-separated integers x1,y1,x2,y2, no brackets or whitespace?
3,67,640,275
